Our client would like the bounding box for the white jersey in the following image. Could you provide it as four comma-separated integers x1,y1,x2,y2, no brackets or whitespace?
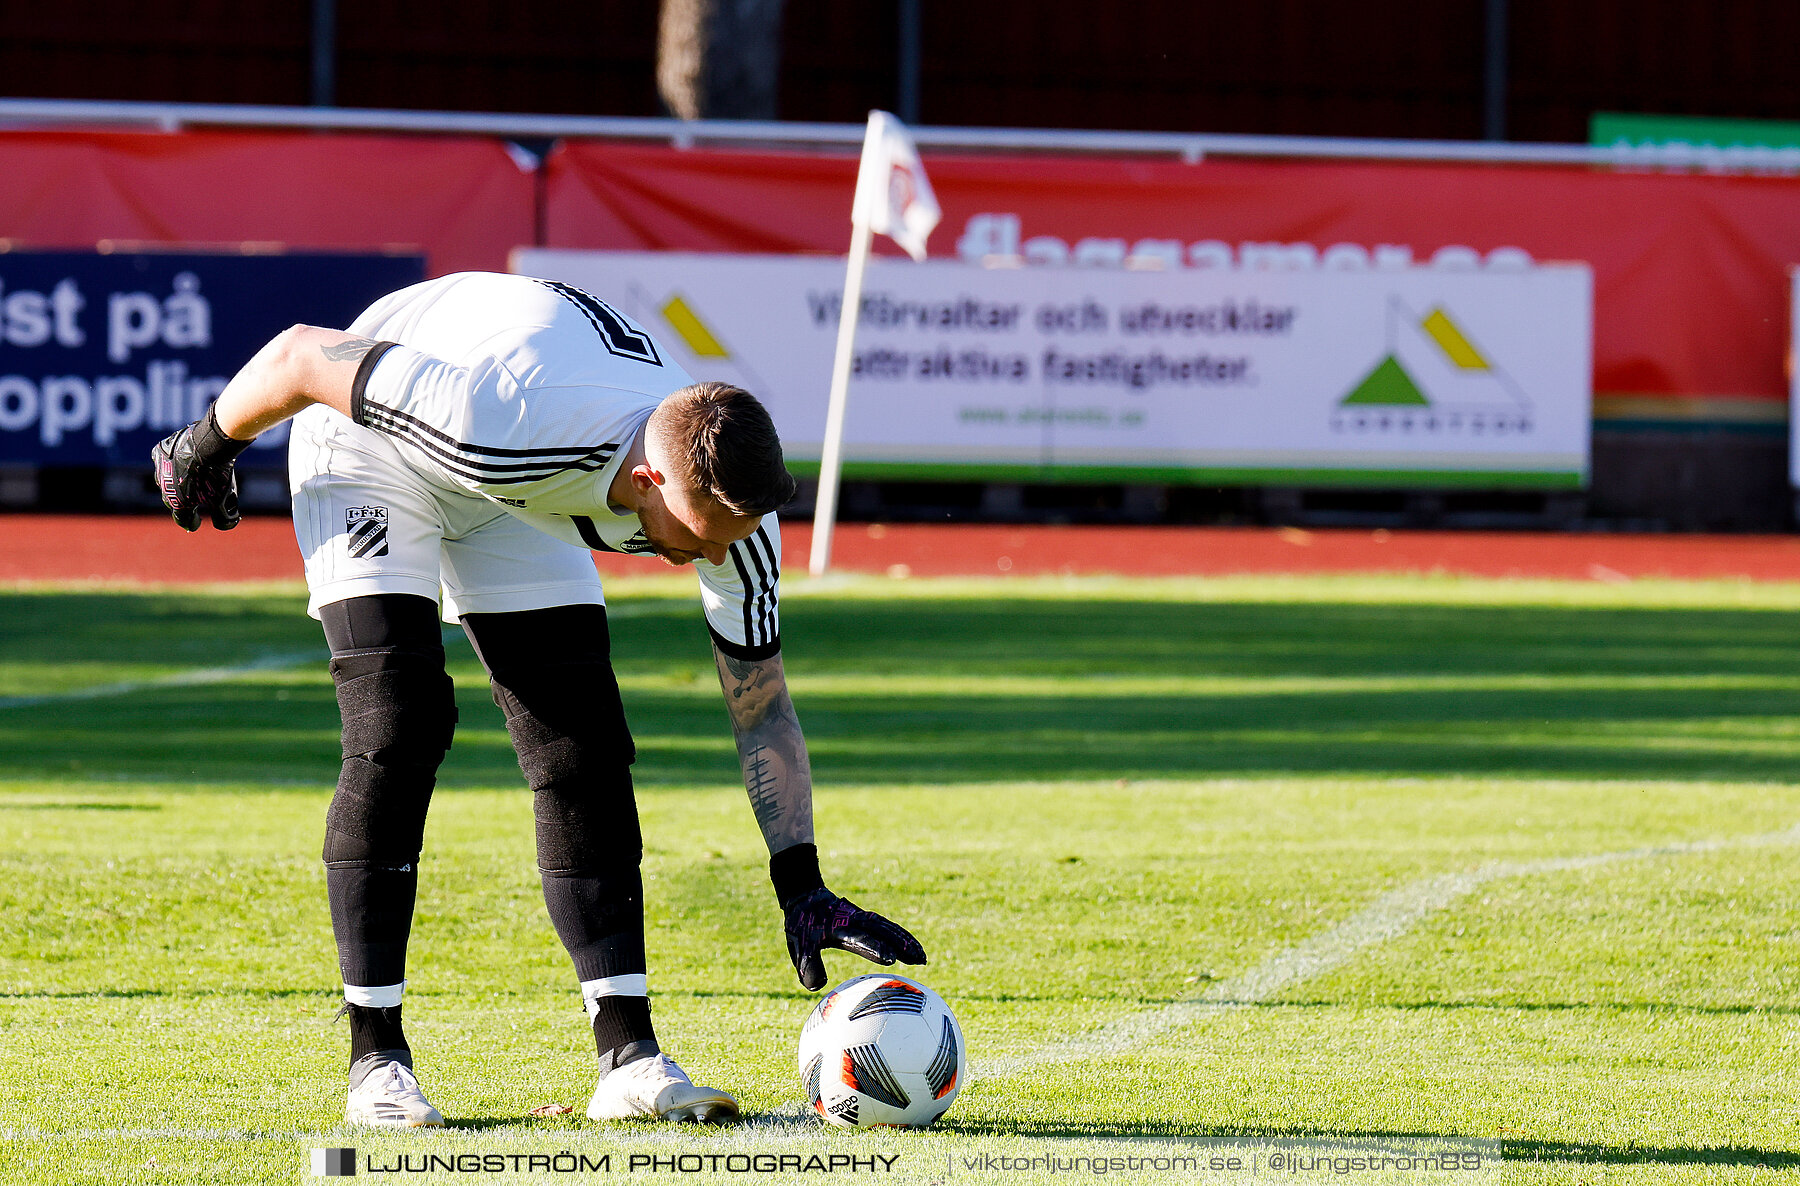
345,271,781,657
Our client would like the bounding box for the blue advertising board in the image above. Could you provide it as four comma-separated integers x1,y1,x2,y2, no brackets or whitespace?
0,251,425,469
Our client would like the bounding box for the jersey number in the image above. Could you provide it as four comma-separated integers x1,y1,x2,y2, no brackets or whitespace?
537,279,663,367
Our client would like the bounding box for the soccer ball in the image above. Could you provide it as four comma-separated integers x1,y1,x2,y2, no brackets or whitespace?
797,974,965,1128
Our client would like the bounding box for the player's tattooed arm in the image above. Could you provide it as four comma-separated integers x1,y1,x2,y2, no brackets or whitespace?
319,336,381,362
713,645,815,852
208,326,373,438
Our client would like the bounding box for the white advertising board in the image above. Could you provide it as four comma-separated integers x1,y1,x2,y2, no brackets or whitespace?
514,250,1593,487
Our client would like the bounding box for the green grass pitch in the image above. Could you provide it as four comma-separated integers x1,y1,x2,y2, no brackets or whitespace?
2,572,1798,1184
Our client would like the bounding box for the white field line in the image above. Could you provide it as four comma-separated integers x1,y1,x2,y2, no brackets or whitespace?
0,605,686,714
0,1109,824,1144
7,824,1798,1143
0,1126,318,1142
974,820,1800,1080
0,650,324,710
7,625,1796,1127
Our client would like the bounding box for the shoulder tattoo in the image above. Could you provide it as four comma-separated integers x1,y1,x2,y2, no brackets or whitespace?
320,337,381,362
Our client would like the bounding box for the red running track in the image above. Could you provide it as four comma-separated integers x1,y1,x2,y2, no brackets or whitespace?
7,514,1800,583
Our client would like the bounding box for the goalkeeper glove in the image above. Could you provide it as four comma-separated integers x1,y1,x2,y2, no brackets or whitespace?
772,843,927,992
152,407,251,532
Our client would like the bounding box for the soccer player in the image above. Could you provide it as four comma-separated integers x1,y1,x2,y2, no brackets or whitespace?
151,271,926,1127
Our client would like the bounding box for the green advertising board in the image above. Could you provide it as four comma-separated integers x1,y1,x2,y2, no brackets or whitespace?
1591,111,1800,149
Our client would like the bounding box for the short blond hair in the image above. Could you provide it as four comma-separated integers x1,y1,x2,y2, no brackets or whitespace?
649,382,797,517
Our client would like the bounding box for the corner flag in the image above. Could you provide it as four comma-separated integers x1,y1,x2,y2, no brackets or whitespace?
854,110,941,262
810,111,939,576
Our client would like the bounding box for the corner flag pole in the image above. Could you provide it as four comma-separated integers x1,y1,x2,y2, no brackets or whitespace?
809,132,878,577
809,111,937,577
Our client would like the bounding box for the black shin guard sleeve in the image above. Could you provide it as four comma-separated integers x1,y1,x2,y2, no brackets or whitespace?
326,861,421,989
536,773,646,982
542,864,648,983
319,595,455,991
463,605,647,984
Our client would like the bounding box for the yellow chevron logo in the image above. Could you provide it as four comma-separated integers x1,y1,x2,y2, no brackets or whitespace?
659,294,730,358
1420,308,1489,370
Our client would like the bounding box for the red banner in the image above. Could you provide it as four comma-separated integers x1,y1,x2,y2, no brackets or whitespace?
0,129,533,277
7,128,1796,412
547,143,1800,407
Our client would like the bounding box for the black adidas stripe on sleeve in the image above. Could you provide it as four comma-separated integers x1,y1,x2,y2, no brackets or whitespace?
726,540,760,647
718,526,780,658
747,525,779,646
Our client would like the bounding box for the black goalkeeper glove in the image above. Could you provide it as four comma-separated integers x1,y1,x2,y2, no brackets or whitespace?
151,407,251,532
772,843,927,992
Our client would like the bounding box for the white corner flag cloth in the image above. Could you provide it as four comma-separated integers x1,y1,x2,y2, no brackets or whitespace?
853,110,940,261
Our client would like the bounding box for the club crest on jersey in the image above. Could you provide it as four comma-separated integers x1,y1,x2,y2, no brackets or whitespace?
346,506,390,558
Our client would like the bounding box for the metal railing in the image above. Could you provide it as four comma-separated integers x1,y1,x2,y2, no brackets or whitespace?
4,97,1798,172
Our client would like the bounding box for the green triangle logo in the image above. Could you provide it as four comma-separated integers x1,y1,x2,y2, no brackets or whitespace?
1341,355,1429,406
